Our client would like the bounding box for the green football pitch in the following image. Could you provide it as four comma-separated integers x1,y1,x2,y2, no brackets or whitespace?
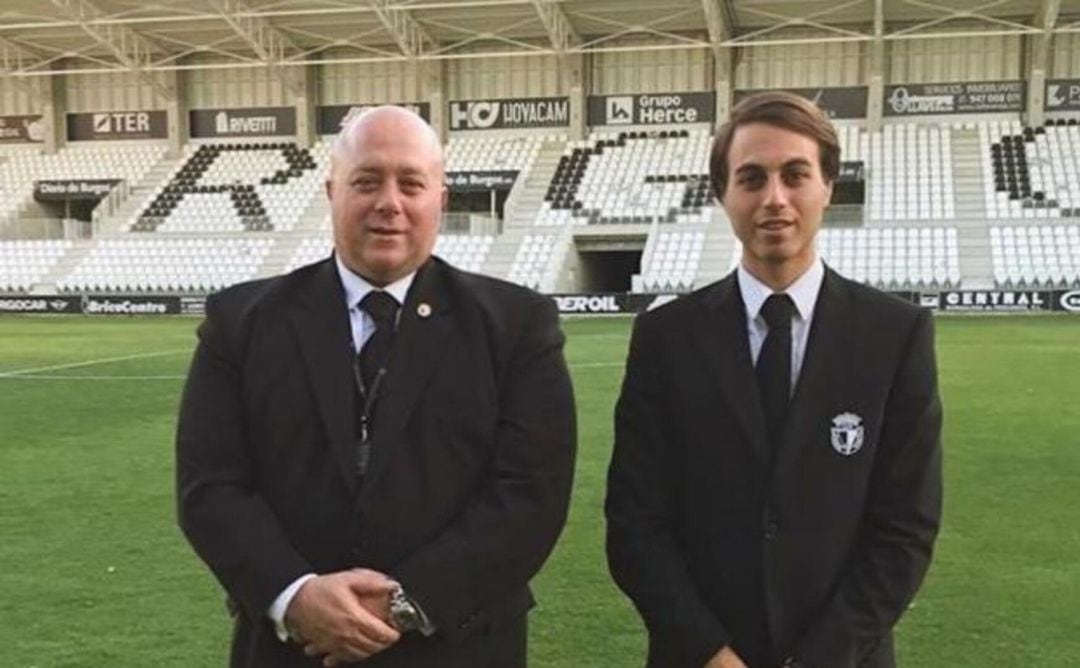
1,313,1078,667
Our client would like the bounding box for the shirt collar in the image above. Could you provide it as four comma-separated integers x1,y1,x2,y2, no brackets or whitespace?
334,253,415,310
737,256,825,323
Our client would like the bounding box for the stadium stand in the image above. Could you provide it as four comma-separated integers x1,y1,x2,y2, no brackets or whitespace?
445,134,552,173
866,124,955,221
508,233,564,291
991,225,1080,287
730,226,962,290
133,142,326,233
639,229,705,292
57,237,272,293
286,233,495,274
818,226,961,289
0,239,73,292
982,120,1080,220
0,145,165,225
538,129,713,226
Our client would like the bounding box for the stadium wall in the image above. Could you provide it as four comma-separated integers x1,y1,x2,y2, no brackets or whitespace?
590,35,713,94
0,78,41,116
445,49,564,99
1050,32,1080,77
64,69,170,112
185,58,292,108
317,57,429,105
733,30,868,88
887,23,1022,83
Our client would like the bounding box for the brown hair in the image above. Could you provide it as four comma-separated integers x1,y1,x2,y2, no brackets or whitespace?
709,91,840,201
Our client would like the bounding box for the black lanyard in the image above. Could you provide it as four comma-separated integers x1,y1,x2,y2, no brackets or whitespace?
352,352,387,478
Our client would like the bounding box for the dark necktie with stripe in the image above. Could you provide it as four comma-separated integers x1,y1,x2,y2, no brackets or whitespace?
756,293,795,454
358,290,399,396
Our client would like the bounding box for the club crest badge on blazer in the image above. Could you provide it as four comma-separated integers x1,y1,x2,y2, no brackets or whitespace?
830,412,865,456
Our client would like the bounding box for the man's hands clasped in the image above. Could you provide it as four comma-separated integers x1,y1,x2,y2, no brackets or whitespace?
285,568,402,666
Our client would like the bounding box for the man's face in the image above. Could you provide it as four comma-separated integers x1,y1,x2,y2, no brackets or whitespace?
721,122,833,279
327,114,446,285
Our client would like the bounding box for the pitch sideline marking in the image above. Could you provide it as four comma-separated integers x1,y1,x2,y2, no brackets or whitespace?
0,358,623,380
0,349,191,378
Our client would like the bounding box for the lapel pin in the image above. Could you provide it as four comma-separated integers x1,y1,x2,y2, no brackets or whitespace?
417,303,432,318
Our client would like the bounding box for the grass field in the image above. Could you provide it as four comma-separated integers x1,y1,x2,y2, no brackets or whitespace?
1,313,1078,667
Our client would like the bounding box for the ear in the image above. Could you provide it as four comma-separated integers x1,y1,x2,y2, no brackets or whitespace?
325,177,334,202
440,185,448,210
822,178,834,207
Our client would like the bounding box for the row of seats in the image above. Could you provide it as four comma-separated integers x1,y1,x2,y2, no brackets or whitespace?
818,226,961,288
507,234,559,291
135,141,327,233
9,224,1080,294
57,238,272,293
991,225,1080,287
286,234,494,274
445,134,556,173
638,230,705,292
864,124,955,221
0,239,72,292
728,227,961,290
982,122,1080,220
539,129,713,226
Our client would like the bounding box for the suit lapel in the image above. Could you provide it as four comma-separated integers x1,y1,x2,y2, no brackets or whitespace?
361,258,455,487
696,273,771,465
775,267,854,471
287,258,360,495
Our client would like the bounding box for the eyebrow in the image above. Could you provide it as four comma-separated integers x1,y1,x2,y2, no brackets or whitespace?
734,158,813,175
349,165,430,179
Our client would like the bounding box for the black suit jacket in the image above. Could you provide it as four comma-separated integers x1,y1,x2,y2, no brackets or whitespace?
606,268,942,668
177,256,576,668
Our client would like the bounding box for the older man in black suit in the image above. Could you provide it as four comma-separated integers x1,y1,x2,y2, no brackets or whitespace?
606,92,943,668
177,106,576,667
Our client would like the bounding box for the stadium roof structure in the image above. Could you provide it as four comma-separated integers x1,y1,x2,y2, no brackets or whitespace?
0,0,1076,78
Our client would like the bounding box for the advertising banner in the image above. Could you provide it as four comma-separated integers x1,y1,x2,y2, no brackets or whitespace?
588,92,715,126
929,290,1052,312
82,296,181,315
1046,80,1080,112
734,87,868,119
449,97,569,130
446,171,517,191
33,179,121,202
316,103,432,133
884,81,1025,116
0,296,81,314
189,107,297,138
0,115,44,143
67,110,168,140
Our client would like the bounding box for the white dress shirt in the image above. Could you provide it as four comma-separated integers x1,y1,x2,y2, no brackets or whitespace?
737,257,825,394
266,255,416,641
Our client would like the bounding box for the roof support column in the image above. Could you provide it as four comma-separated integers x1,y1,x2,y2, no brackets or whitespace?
424,60,447,144
1027,0,1061,126
702,0,732,126
867,0,885,131
163,69,187,158
563,53,587,141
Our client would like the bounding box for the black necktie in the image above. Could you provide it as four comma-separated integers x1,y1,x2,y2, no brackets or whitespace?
756,293,795,452
358,291,399,395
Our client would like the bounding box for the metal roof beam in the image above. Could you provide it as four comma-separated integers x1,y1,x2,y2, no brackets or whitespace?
531,0,580,51
49,0,174,99
207,0,304,93
888,0,1040,39
369,0,434,58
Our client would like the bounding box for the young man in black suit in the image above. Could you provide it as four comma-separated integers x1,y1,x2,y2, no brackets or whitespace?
606,91,943,668
177,106,576,667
